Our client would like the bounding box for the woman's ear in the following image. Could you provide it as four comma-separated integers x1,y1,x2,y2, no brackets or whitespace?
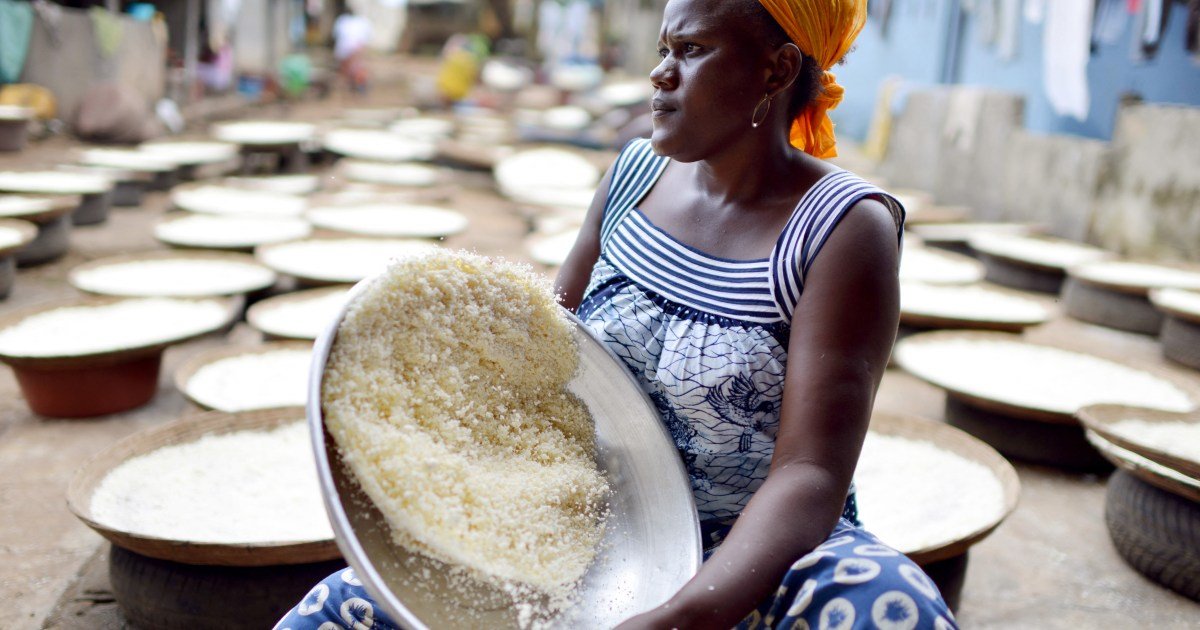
765,42,802,99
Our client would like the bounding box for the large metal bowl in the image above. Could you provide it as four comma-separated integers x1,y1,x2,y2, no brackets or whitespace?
307,274,701,629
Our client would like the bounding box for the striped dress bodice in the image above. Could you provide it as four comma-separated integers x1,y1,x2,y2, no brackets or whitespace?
579,138,902,521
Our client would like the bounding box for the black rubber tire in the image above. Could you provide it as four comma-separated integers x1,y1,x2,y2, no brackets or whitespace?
1063,278,1163,335
71,190,113,226
111,180,145,207
944,397,1113,472
16,214,70,267
1106,470,1200,601
1161,315,1200,371
919,552,968,613
108,544,345,630
925,241,977,259
0,256,14,299
978,253,1064,294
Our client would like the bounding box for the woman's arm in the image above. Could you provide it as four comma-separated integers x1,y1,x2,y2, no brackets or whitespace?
553,164,615,311
619,198,901,629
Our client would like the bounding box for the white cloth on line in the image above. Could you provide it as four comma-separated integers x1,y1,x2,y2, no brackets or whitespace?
1042,0,1094,121
333,13,371,60
996,0,1022,60
1023,0,1045,24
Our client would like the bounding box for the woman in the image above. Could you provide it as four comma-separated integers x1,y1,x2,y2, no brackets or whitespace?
555,0,956,627
279,0,956,627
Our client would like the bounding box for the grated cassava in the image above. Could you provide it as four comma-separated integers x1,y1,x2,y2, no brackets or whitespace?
184,347,312,412
90,422,332,543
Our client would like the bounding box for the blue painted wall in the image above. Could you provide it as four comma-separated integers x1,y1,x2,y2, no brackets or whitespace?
832,0,1200,142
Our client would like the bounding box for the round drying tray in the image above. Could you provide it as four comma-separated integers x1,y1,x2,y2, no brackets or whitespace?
1078,404,1200,481
0,170,112,196
893,330,1200,425
155,214,313,251
221,174,322,196
322,129,437,162
436,139,514,171
342,107,406,125
528,229,579,267
175,341,313,413
1152,289,1200,370
78,148,177,174
212,121,317,147
67,407,339,566
0,194,80,224
899,281,1051,333
904,204,970,226
909,222,1041,257
860,411,1019,565
0,296,238,417
899,244,986,285
69,251,277,298
597,81,653,109
1063,260,1200,334
494,148,600,208
171,184,308,218
256,238,439,285
968,233,1113,294
549,63,604,92
307,276,700,629
305,204,468,240
246,286,352,341
1087,431,1200,504
139,141,241,166
388,117,456,141
0,218,40,298
481,59,534,92
338,161,440,187
538,106,592,133
0,217,38,257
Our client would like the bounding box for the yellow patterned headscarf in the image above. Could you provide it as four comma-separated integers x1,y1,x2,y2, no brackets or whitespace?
757,0,867,158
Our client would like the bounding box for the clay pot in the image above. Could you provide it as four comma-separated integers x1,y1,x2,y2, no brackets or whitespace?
13,353,163,418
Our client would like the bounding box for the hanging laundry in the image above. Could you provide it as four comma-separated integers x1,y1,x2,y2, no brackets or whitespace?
966,0,1000,46
89,7,125,58
32,0,63,47
862,75,901,162
1023,0,1045,24
1131,0,1171,60
996,0,1022,60
1093,0,1128,47
0,0,34,83
1043,0,1094,121
868,0,894,38
1188,0,1200,56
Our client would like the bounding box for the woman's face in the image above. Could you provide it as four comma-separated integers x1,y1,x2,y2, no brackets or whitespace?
649,0,770,161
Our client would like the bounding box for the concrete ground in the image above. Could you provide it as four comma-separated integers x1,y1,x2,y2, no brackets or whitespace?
2,64,1198,629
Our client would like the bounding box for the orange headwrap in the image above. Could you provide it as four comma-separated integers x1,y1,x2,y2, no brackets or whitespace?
757,0,867,158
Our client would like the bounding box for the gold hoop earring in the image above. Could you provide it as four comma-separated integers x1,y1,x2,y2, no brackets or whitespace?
750,94,773,128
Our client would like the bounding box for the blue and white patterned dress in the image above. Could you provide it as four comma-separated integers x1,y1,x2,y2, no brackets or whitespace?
277,139,958,630
574,138,957,629
578,138,896,522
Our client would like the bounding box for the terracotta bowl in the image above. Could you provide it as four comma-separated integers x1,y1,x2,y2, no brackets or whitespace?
0,296,239,418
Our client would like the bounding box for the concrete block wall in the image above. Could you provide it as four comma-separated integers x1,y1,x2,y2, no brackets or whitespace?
1093,104,1200,261
879,88,1200,262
